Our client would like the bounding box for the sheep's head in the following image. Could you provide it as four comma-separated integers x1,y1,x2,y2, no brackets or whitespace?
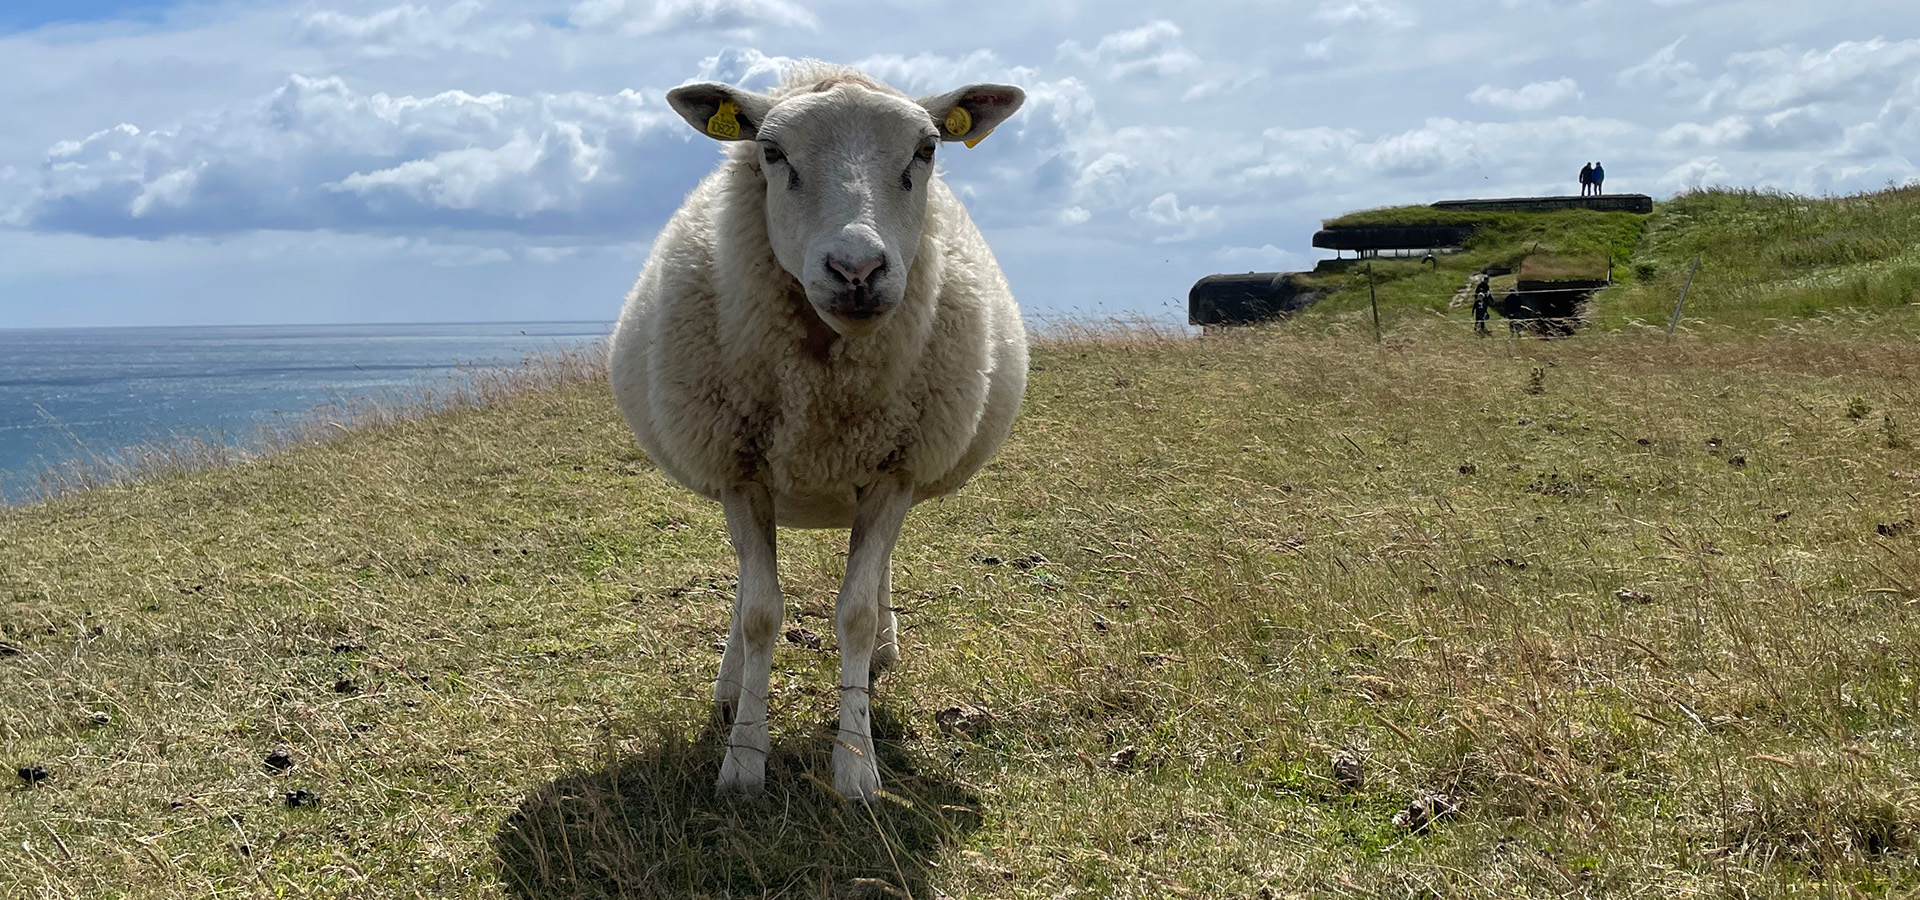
668,76,1024,336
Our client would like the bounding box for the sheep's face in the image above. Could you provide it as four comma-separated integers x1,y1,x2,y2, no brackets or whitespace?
668,76,1025,337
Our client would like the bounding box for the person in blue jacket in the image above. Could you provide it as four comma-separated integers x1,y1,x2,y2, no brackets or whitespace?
1591,161,1605,196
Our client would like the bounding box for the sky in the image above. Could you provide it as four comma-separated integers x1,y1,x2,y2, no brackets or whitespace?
0,0,1916,329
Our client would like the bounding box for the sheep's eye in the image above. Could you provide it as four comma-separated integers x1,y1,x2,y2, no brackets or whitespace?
761,143,786,165
914,143,936,163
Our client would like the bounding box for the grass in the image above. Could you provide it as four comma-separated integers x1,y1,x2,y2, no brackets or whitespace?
1596,185,1920,329
1292,207,1646,328
6,319,1920,898
1301,184,1920,337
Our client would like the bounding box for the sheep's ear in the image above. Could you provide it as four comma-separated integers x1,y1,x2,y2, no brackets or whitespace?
917,84,1025,146
666,83,773,142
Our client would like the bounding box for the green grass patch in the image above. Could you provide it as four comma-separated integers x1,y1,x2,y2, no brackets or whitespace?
1293,207,1645,327
1596,185,1920,329
6,324,1920,897
1301,184,1920,335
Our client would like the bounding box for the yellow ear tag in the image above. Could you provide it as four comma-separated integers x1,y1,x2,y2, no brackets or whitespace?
944,106,972,138
706,101,741,139
963,129,991,149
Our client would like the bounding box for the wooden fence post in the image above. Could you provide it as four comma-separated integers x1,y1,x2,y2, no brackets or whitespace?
1368,260,1381,343
1667,257,1701,338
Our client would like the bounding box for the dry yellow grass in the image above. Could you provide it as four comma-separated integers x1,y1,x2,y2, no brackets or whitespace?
3,324,1918,898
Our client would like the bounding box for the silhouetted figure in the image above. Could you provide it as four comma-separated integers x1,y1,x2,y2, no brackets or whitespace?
1591,161,1605,196
1579,162,1593,197
1472,277,1492,336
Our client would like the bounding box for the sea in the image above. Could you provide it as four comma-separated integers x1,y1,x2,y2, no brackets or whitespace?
0,321,613,504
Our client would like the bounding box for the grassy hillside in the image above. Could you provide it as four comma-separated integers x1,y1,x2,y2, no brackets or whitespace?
5,325,1920,898
1298,184,1920,334
1599,185,1920,329
1297,208,1646,324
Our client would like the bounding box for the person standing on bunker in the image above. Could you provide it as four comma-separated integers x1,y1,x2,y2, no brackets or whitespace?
1591,161,1605,196
1579,162,1593,197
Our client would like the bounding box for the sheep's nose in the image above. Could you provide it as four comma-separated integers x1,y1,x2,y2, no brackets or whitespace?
827,255,884,286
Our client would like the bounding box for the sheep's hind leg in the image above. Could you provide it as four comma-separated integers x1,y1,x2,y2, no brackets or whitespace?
869,564,900,678
833,481,914,801
715,484,783,797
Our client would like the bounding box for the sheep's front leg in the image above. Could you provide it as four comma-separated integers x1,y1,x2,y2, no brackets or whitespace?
870,564,899,677
834,481,914,801
715,483,782,797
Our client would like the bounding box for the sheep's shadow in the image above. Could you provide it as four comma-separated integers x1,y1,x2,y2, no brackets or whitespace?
494,706,982,899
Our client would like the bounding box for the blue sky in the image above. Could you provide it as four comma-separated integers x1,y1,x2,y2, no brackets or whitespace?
0,1,177,31
1,0,1916,328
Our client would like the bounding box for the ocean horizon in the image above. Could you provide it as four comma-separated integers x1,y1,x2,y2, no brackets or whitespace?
0,320,613,504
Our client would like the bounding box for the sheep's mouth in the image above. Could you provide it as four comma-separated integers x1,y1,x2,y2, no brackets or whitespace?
819,287,898,330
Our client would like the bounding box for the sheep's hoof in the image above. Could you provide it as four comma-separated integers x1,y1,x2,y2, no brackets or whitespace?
715,754,765,798
868,644,900,681
833,750,882,802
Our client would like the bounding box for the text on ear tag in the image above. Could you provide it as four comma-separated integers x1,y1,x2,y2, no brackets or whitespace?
707,101,741,139
944,106,972,138
963,129,992,149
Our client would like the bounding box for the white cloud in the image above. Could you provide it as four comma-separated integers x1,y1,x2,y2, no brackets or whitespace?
1660,155,1732,191
1129,192,1221,244
1313,0,1413,28
297,1,533,57
1726,38,1920,111
1467,78,1583,111
1659,105,1841,151
853,50,1016,96
4,75,696,237
691,47,797,90
568,0,818,35
1057,20,1199,80
1617,38,1699,92
6,0,1920,327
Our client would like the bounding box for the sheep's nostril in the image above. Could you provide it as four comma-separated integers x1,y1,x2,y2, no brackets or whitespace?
827,256,884,286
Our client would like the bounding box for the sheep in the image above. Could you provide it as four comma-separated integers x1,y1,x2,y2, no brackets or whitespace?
607,62,1028,801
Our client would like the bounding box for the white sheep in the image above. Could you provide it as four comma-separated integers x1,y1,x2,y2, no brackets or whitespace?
607,62,1028,801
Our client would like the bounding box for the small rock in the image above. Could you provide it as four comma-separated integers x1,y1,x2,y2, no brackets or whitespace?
17,765,49,785
1706,436,1723,448
263,747,295,773
1391,793,1459,831
782,627,821,650
283,789,318,809
1615,588,1654,605
1331,749,1365,791
934,704,995,740
1773,510,1792,522
86,711,112,728
1107,747,1139,770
